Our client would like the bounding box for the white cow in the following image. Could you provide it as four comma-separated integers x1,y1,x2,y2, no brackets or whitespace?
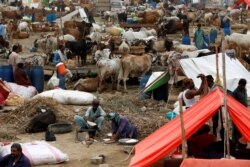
59,34,76,42
122,27,157,42
18,21,31,33
95,49,121,92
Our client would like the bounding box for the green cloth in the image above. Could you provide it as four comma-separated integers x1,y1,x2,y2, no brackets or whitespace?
194,28,205,49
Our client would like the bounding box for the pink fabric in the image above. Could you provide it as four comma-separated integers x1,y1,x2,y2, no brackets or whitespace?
180,158,250,167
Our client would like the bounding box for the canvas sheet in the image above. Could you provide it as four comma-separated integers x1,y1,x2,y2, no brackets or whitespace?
179,53,250,97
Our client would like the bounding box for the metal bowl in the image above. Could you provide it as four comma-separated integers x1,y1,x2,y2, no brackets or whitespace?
118,138,138,145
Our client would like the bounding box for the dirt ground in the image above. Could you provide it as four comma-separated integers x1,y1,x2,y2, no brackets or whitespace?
0,15,214,167
0,15,181,167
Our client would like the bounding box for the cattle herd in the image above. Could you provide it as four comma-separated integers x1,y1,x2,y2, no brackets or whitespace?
0,0,249,94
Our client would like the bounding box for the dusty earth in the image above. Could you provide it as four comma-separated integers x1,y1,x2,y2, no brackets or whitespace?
0,23,178,166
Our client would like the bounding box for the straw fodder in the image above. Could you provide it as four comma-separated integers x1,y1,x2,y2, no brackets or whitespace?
0,97,74,133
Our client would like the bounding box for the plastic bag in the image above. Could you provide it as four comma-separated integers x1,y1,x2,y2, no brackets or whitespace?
47,72,59,89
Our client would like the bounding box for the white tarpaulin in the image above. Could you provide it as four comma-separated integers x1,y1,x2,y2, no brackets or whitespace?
79,8,90,23
56,8,89,28
179,53,250,97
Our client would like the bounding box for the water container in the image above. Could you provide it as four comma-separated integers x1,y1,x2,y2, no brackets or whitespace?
139,75,150,89
30,66,44,93
182,35,191,45
56,62,67,76
0,65,14,82
46,13,57,23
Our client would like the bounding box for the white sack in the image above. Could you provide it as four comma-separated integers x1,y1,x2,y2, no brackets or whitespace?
33,89,96,105
5,82,37,98
47,72,60,89
0,141,69,165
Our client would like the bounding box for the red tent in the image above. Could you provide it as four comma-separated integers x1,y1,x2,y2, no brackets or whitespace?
129,89,250,167
231,0,250,9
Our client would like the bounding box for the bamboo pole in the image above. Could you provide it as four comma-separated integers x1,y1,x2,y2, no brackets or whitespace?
179,99,187,158
215,44,222,86
221,40,231,158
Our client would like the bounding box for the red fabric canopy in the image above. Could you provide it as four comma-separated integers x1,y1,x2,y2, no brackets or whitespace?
129,89,250,167
181,158,250,167
232,0,249,9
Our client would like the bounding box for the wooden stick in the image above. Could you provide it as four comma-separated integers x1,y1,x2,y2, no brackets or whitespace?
179,99,186,158
221,40,231,158
215,45,222,85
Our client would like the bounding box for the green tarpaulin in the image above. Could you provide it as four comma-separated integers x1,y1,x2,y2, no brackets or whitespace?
143,72,170,93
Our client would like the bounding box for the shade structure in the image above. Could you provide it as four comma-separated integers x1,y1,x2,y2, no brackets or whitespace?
232,0,250,8
129,89,250,167
143,72,170,93
179,54,250,97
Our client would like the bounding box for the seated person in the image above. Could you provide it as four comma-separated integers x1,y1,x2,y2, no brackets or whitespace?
0,143,31,167
105,112,138,144
187,124,216,158
14,62,31,86
203,128,236,159
233,136,250,159
74,99,106,138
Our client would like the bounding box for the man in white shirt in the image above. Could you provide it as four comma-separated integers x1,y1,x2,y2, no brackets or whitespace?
179,74,206,109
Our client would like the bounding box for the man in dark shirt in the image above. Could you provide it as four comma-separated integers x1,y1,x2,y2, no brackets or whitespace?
0,143,31,167
14,62,31,86
232,78,248,145
232,79,248,107
105,112,138,144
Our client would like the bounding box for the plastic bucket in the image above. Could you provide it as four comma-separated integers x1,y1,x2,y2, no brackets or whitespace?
56,63,67,76
139,75,150,89
0,65,14,82
30,66,44,93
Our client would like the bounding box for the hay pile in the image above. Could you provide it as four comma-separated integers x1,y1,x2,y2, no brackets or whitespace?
101,93,167,139
0,91,169,139
0,97,74,133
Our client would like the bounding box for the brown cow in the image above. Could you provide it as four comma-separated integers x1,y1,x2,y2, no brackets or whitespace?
118,54,152,92
63,28,83,40
138,11,160,24
64,21,77,29
6,21,18,39
74,77,99,92
2,11,22,20
12,31,29,39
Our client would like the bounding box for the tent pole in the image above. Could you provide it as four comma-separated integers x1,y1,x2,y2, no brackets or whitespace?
179,99,187,158
222,40,231,158
215,44,222,85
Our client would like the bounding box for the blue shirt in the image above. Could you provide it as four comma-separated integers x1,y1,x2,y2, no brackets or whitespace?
0,153,32,167
85,106,106,119
0,25,5,37
53,51,61,65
